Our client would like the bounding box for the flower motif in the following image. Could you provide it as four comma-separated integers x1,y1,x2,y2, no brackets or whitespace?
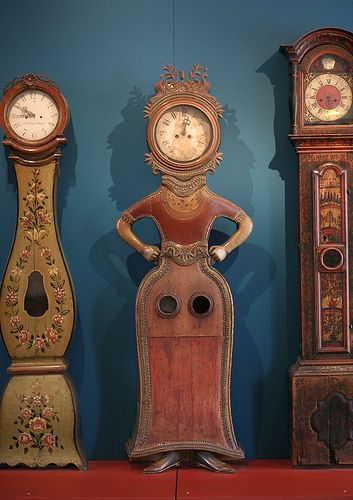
31,382,41,393
18,330,30,345
35,337,44,348
32,396,42,407
20,212,33,228
52,314,64,325
42,433,55,448
21,407,32,419
42,394,50,404
10,316,21,328
36,192,47,203
29,417,47,433
11,266,22,277
40,247,51,258
37,211,51,224
6,291,17,306
43,407,54,418
29,182,40,192
20,250,30,262
32,228,46,241
48,264,58,277
44,328,59,344
54,289,65,301
18,432,32,446
25,193,35,203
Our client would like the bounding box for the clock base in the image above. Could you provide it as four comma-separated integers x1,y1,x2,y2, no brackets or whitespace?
290,359,353,466
0,372,87,470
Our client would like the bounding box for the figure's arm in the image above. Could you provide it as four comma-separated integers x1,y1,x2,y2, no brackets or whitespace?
209,211,253,262
116,213,160,262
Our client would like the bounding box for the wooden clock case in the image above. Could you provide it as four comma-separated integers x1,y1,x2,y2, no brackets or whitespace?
116,65,253,473
281,28,353,466
0,74,86,469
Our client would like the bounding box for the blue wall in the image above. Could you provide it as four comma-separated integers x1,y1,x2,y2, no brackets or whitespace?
0,0,353,460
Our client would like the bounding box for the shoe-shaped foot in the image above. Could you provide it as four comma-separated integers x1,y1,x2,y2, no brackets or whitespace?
143,451,181,474
195,451,234,473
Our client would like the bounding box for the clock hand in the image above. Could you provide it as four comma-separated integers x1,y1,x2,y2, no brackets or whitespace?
181,116,191,136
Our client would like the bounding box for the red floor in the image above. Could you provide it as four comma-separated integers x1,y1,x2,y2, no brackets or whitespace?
1,460,353,499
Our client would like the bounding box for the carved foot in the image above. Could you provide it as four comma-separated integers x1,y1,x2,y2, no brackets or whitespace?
143,451,181,474
195,451,235,473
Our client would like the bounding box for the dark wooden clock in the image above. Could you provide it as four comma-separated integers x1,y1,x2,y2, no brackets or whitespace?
281,28,353,466
0,74,86,469
116,65,253,473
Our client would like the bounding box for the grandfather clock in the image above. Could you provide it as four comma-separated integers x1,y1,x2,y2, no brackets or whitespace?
282,28,353,466
0,75,86,469
116,65,252,473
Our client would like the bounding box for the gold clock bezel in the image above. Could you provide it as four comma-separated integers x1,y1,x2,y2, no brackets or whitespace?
147,95,220,172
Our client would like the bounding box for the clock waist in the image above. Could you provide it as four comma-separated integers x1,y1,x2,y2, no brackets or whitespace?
160,240,209,266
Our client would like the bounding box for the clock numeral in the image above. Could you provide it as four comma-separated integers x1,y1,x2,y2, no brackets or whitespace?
41,93,45,101
48,122,55,127
22,129,27,136
339,102,346,108
171,112,177,120
310,103,318,110
310,87,318,92
159,130,167,136
21,95,27,102
162,140,170,146
13,123,20,128
42,128,48,135
48,102,54,107
32,132,37,139
342,95,349,99
309,95,316,99
181,107,187,116
162,119,170,126
326,78,331,84
198,140,205,145
339,87,347,92
318,79,323,86
29,91,37,101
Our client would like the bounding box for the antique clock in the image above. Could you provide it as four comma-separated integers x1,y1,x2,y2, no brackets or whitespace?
0,74,86,469
116,65,253,473
281,28,353,466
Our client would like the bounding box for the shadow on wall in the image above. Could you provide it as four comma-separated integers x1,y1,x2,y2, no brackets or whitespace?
214,102,276,459
255,50,300,458
89,88,275,460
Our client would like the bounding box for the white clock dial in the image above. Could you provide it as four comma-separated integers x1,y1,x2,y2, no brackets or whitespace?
7,90,59,141
155,105,212,162
305,74,352,122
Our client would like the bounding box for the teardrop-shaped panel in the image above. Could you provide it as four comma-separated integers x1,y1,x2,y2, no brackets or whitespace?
24,271,48,317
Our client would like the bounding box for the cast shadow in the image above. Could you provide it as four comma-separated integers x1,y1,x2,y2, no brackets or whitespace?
256,51,299,457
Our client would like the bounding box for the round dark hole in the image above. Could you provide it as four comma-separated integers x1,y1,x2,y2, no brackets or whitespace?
157,294,179,317
322,249,342,269
191,295,212,316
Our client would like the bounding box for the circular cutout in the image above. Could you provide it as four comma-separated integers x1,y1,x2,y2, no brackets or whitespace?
156,294,180,318
321,248,343,269
189,293,214,317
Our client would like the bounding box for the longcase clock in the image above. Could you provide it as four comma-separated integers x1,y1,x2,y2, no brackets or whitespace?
116,65,253,473
281,28,353,466
0,74,86,469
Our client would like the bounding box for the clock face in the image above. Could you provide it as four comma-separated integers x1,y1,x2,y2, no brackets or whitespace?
7,89,60,141
154,105,213,163
305,74,353,122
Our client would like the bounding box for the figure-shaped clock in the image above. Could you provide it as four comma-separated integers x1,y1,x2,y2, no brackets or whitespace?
281,28,353,466
116,64,253,473
0,74,86,469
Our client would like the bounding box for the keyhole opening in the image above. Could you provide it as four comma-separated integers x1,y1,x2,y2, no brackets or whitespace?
24,271,48,317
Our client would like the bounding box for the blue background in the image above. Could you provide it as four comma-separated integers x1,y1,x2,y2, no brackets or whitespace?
0,0,353,460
